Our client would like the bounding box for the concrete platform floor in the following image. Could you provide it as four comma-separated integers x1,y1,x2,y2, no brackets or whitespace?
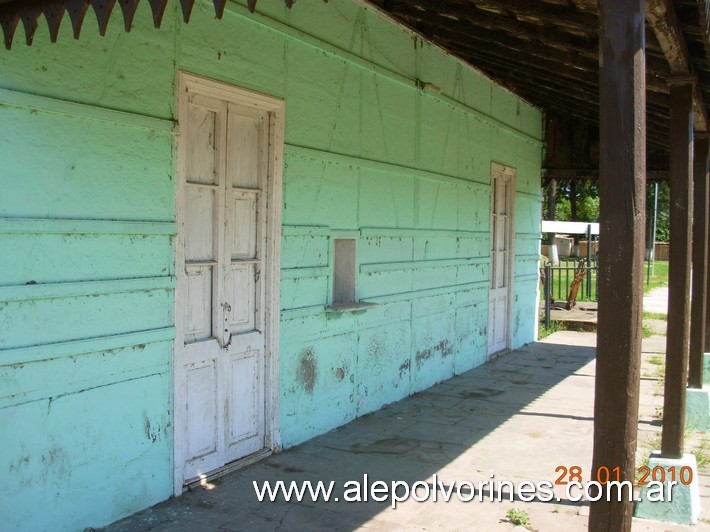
540,285,670,332
104,331,710,531
544,301,598,330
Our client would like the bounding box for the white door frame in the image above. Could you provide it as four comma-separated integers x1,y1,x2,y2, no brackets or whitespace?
173,71,283,493
488,162,516,358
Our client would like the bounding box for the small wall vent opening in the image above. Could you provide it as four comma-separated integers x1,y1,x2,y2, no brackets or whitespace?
326,238,377,314
333,238,356,304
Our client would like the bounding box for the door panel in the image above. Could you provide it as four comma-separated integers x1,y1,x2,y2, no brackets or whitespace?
185,267,212,341
186,104,220,186
185,186,216,261
230,192,258,258
495,252,506,288
228,105,265,189
227,350,259,444
226,264,255,333
495,216,506,251
224,331,266,460
494,300,507,345
185,360,218,458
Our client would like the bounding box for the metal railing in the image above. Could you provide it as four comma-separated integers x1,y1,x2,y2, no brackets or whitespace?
542,258,598,329
546,257,599,302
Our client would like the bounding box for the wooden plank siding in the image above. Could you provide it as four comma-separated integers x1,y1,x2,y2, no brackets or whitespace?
0,94,176,528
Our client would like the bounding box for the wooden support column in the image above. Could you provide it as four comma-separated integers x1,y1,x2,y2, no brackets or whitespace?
589,1,645,530
661,77,694,457
689,134,709,388
707,193,710,347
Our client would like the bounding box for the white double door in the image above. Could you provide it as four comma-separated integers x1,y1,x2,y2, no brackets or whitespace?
488,163,514,357
175,75,277,485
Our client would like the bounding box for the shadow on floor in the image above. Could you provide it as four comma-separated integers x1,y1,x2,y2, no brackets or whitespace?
104,338,597,531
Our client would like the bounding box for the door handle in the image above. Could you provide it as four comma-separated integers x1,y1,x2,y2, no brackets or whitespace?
219,302,232,348
217,331,232,349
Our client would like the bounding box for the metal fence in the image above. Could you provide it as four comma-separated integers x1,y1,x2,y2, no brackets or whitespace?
541,258,598,329
546,257,599,303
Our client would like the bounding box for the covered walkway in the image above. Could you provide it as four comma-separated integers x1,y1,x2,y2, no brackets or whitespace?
105,330,710,531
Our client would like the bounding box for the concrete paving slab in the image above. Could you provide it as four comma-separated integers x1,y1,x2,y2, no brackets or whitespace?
103,330,710,531
644,287,669,315
645,318,668,335
544,301,598,330
643,336,668,354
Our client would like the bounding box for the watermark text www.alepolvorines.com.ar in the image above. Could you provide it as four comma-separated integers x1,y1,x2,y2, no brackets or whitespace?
253,472,679,509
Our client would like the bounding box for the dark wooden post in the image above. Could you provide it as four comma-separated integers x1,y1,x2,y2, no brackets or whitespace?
707,188,710,348
689,134,709,388
589,1,645,530
662,76,695,458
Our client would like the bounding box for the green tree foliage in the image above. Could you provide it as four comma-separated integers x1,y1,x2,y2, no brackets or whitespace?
647,181,670,242
543,179,670,243
543,180,599,222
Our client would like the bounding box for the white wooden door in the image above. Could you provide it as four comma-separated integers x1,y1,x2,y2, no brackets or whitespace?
488,164,514,357
175,75,282,487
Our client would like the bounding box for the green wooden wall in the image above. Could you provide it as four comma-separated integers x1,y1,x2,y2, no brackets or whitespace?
0,1,542,529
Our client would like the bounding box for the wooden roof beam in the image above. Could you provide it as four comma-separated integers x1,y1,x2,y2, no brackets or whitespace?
437,28,671,99
542,169,670,181
647,0,708,129
396,9,670,95
446,41,673,118
472,0,597,33
647,0,692,72
385,0,597,52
